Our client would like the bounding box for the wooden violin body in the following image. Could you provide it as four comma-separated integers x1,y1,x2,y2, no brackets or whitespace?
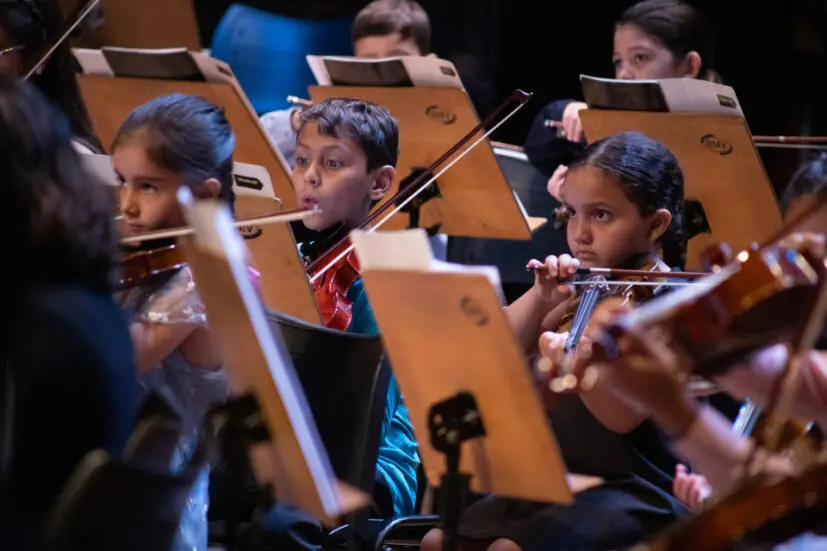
607,240,827,377
120,241,187,289
306,238,362,331
635,458,827,551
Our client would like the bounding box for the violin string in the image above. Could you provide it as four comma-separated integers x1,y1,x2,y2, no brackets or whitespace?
307,99,527,284
565,283,600,357
567,280,701,287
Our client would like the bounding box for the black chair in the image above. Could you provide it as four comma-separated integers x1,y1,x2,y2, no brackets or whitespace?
47,400,203,551
447,145,571,303
213,308,393,550
266,308,390,504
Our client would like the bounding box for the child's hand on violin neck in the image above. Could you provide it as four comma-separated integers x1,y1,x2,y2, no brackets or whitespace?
528,254,579,303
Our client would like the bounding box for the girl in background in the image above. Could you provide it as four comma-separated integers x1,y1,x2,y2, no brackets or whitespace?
526,0,718,189
113,93,238,551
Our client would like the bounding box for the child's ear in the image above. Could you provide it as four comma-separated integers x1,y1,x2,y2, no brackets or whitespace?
369,165,395,201
682,51,702,79
648,208,672,243
196,178,223,200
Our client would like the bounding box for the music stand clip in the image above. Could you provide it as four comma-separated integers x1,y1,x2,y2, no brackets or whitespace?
204,393,272,551
429,391,486,551
396,167,443,236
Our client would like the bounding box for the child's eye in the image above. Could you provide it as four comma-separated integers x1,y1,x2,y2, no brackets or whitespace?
593,209,612,221
295,156,309,167
633,53,649,64
326,159,342,169
139,182,158,193
565,206,577,218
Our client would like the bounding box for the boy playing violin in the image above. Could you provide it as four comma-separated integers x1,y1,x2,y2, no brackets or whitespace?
293,98,418,511
261,0,447,261
250,97,419,551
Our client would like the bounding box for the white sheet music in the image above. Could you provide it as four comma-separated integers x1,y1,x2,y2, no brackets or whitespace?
350,228,505,303
580,75,744,117
307,55,465,89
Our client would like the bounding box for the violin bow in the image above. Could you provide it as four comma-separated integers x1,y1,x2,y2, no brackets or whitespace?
121,206,319,245
305,89,534,283
24,0,101,80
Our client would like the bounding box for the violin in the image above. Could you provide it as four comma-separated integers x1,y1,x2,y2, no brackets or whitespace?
594,237,827,379
630,458,827,551
118,207,317,290
556,259,674,343
304,237,362,331
534,257,692,398
120,238,186,290
302,89,533,331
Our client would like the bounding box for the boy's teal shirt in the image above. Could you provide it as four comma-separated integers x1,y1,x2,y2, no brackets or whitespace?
346,279,420,516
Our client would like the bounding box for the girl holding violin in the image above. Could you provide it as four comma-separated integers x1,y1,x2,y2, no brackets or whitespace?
422,131,689,551
114,93,241,551
0,0,101,152
526,0,718,188
1,76,136,548
570,155,827,504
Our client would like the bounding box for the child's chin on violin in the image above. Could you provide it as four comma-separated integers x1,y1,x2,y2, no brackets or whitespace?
517,131,685,369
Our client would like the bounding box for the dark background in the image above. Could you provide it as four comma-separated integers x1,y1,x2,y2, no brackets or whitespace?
194,0,827,193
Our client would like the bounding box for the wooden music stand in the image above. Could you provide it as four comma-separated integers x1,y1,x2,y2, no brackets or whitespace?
578,79,782,270
73,47,319,324
349,229,602,504
62,0,201,50
176,193,368,524
308,80,531,240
